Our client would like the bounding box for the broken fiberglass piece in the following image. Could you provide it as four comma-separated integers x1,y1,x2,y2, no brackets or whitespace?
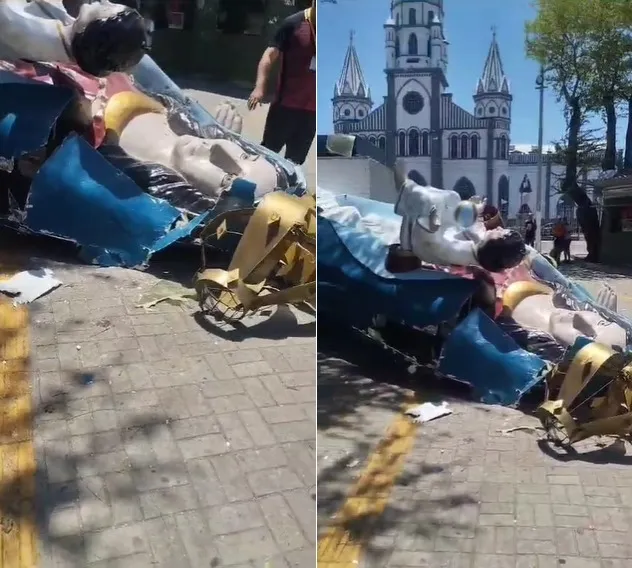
24,134,205,267
0,80,73,160
438,308,548,406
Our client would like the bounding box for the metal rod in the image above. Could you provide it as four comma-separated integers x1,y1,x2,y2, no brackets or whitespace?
535,65,545,252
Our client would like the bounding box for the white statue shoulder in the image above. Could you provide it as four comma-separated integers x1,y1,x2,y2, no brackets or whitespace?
0,0,72,63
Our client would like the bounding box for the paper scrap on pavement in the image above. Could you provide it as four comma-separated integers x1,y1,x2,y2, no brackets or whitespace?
0,268,62,305
136,280,196,309
405,401,453,424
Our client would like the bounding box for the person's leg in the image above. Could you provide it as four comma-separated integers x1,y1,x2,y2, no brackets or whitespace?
284,109,316,165
552,238,561,263
261,104,290,153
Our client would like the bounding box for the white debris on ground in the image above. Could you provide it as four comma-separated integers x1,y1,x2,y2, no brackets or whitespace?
0,268,61,304
405,401,453,424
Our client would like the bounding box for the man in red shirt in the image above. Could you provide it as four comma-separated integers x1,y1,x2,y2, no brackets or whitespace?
247,1,316,165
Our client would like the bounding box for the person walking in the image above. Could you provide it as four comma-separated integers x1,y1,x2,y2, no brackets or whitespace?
247,0,316,165
524,217,536,247
552,217,569,263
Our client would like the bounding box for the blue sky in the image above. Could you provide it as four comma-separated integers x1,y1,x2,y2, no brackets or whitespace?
317,0,604,148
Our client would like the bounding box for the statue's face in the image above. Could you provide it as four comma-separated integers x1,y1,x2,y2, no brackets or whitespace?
171,136,278,198
513,293,627,350
551,307,626,350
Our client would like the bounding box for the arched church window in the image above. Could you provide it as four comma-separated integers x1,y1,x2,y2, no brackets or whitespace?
471,135,479,159
369,136,377,146
449,135,458,159
409,8,416,25
408,33,418,55
498,135,508,159
428,10,434,24
358,110,364,117
396,13,400,25
460,134,469,159
477,107,483,116
395,37,400,57
378,136,386,150
501,106,507,116
344,109,351,116
489,106,496,114
421,131,429,156
398,131,407,156
409,129,420,156
498,176,510,219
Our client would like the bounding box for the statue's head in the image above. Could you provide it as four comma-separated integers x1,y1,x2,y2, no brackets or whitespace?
476,228,526,273
70,1,146,77
171,136,279,197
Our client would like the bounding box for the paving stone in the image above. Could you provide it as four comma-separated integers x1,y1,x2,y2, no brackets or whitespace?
26,256,314,568
214,527,279,565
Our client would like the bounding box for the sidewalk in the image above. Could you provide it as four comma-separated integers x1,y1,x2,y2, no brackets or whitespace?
0,84,316,567
317,263,632,568
0,250,315,568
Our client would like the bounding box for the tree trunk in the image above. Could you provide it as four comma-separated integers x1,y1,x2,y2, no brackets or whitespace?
602,96,617,171
564,100,601,262
625,97,632,172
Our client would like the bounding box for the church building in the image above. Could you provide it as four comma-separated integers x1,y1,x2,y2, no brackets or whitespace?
328,0,600,222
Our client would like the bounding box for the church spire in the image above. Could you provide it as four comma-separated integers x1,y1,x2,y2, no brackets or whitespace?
334,30,371,100
476,27,510,95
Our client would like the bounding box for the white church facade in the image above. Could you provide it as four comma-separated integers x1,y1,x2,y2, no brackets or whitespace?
327,0,602,223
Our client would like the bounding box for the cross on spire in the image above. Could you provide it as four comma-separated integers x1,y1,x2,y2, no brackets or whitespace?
350,29,355,44
491,25,497,38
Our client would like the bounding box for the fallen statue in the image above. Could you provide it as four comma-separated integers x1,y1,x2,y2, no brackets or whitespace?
318,145,632,447
0,0,306,266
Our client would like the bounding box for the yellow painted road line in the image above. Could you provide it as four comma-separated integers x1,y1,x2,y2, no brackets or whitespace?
317,394,418,568
0,267,37,568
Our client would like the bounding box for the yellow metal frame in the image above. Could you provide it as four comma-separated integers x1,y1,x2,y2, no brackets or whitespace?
194,191,316,321
537,341,632,446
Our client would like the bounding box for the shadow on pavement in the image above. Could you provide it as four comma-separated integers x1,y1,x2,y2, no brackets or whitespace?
195,305,315,342
0,314,182,566
317,318,479,565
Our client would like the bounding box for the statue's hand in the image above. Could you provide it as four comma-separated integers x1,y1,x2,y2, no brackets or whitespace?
596,282,618,312
469,195,486,216
214,101,243,135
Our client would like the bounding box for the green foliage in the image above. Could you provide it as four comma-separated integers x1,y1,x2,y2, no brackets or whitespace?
526,0,632,106
525,0,594,105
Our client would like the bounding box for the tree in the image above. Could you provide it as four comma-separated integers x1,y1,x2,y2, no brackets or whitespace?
549,124,605,191
583,0,632,171
526,0,604,259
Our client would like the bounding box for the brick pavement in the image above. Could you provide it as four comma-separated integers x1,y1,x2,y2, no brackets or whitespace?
8,252,316,567
317,262,632,568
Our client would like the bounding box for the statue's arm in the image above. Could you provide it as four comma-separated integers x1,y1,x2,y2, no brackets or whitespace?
392,160,441,233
